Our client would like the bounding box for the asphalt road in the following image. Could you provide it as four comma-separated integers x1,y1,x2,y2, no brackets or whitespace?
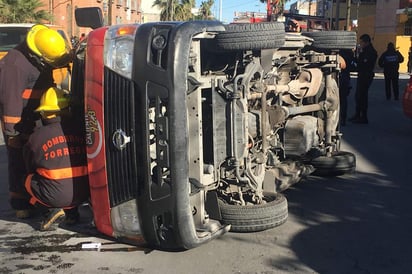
1,74,412,274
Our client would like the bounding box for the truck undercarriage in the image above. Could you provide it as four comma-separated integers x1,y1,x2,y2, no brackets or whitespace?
74,8,356,249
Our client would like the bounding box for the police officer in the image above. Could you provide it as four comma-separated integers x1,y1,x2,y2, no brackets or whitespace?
23,87,89,231
349,34,378,124
378,42,404,100
0,24,72,218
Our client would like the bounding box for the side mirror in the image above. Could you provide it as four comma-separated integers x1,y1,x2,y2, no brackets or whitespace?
75,7,104,29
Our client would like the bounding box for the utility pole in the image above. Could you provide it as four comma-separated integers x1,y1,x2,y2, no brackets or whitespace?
346,0,351,30
329,0,334,30
49,0,54,24
309,0,312,16
108,0,112,25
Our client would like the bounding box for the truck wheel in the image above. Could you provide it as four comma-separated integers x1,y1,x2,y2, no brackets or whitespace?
214,22,286,51
302,31,357,50
218,192,288,232
309,151,356,176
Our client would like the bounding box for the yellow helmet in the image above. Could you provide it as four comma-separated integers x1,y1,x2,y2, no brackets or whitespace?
35,87,70,112
26,24,71,67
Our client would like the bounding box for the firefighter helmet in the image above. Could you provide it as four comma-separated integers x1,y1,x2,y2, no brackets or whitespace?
26,24,71,67
35,87,70,112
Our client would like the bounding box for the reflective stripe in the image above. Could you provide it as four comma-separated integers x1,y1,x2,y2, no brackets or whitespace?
3,115,21,124
25,173,78,209
25,174,49,207
36,166,88,180
22,89,42,99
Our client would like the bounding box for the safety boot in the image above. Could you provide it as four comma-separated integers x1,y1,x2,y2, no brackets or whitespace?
40,208,65,231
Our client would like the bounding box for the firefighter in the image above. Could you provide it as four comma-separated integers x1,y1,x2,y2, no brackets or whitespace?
0,24,72,218
23,87,89,231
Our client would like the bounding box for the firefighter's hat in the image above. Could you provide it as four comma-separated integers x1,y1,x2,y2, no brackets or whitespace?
36,87,70,112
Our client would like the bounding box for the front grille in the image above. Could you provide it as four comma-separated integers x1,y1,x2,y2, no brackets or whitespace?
104,68,138,207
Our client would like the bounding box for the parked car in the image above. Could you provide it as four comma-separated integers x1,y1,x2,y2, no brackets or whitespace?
0,23,72,88
403,74,412,119
73,7,356,250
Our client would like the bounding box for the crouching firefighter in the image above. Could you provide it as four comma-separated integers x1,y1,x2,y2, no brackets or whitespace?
0,24,72,218
23,87,89,231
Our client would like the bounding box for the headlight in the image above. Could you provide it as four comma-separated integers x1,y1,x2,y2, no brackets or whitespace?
104,24,138,79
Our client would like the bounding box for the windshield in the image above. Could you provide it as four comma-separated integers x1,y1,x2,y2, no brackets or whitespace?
0,27,30,51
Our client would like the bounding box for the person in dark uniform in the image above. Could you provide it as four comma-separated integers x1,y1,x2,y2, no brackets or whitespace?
378,42,404,100
349,34,378,124
23,87,89,231
339,49,355,126
0,24,72,219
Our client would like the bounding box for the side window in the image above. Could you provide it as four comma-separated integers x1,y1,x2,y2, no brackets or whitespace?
0,27,29,51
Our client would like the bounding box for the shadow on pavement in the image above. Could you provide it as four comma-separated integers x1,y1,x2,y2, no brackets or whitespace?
271,76,412,273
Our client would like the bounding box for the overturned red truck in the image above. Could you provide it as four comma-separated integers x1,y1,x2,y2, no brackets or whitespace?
71,7,356,250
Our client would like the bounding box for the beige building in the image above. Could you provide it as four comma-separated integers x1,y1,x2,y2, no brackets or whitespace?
140,0,161,23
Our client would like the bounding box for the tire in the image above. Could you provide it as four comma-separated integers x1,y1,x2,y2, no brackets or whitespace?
302,31,357,50
218,192,288,232
309,151,356,176
215,22,286,51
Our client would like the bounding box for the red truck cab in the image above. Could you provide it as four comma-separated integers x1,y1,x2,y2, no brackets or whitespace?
74,8,230,250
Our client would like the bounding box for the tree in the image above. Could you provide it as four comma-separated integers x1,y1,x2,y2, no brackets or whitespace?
260,0,290,21
152,0,195,21
0,0,51,23
198,0,214,20
152,0,172,21
174,0,196,21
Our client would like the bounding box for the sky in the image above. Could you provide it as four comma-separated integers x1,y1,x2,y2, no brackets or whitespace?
198,0,292,23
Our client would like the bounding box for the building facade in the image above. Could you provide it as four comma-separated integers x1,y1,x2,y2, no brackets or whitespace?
41,0,160,38
302,0,411,73
349,0,411,72
290,1,318,16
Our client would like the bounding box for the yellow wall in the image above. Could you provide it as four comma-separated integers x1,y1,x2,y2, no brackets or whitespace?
357,15,376,40
396,36,412,73
374,35,409,73
357,14,411,73
374,33,397,67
